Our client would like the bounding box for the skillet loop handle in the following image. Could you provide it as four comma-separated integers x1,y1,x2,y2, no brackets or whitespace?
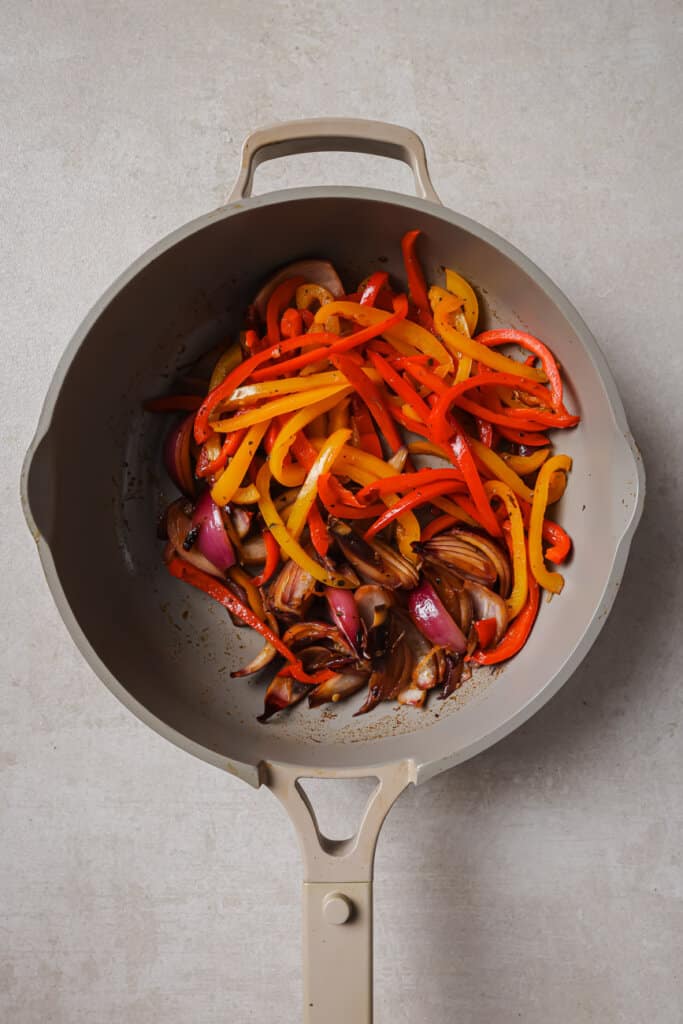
228,118,441,204
264,761,415,1024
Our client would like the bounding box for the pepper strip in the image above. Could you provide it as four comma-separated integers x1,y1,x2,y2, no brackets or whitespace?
445,267,479,335
266,276,306,345
350,395,382,458
209,343,243,392
420,514,459,541
484,480,528,618
317,474,387,520
228,565,266,619
430,287,546,382
468,437,535,504
252,295,410,383
270,392,349,487
194,331,339,442
220,370,347,410
528,454,572,593
470,569,540,665
401,230,434,330
251,531,280,587
329,354,403,452
367,350,432,423
356,468,465,501
211,384,351,433
330,396,351,433
287,429,352,540
360,271,389,307
210,421,268,506
256,463,355,588
167,555,329,684
327,446,421,560
308,500,330,557
502,448,551,475
364,480,470,540
312,299,452,368
475,328,564,410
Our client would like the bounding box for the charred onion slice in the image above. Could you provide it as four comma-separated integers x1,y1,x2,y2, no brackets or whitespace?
308,671,369,708
267,559,317,619
257,675,308,722
463,580,508,644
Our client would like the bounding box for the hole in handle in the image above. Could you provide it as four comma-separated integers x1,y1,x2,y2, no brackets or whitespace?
296,777,380,852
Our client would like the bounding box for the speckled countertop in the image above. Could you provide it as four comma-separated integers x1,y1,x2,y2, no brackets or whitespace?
2,2,682,1021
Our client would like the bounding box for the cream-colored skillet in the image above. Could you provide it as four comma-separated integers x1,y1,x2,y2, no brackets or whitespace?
21,119,645,1022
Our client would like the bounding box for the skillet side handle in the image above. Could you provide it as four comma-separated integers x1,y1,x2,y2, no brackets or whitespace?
264,761,415,1024
228,118,441,204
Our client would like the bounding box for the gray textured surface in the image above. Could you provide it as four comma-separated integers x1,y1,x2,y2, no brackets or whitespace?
2,2,682,1021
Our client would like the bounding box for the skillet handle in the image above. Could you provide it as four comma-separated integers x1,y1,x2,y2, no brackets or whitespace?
228,118,441,203
264,760,415,1024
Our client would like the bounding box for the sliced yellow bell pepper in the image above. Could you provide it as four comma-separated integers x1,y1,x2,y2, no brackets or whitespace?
329,396,350,432
445,267,479,335
484,480,528,619
436,285,473,382
313,300,453,370
328,445,421,562
228,566,265,619
210,421,268,507
270,391,351,487
219,370,346,411
501,448,551,476
230,483,261,504
211,384,351,432
429,287,547,383
529,454,572,593
296,283,335,310
287,429,352,540
209,343,242,392
256,463,354,588
468,437,535,504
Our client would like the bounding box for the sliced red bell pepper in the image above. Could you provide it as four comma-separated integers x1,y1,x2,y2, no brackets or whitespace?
196,428,247,479
350,395,383,458
470,571,539,665
476,417,494,447
251,530,280,587
166,555,331,684
447,433,502,537
317,473,387,519
291,431,318,472
367,350,432,423
401,230,434,330
280,307,303,339
363,479,469,540
263,420,280,455
356,468,465,501
496,425,550,447
420,514,459,541
330,353,403,453
193,332,337,443
359,271,389,306
476,329,564,411
266,276,305,345
500,499,572,565
308,499,331,558
251,295,409,383
473,617,498,650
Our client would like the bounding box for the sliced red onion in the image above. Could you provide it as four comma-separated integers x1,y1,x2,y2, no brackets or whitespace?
164,413,195,497
308,671,368,709
191,490,236,571
253,259,344,319
166,500,221,577
325,587,363,655
408,580,467,654
463,580,508,644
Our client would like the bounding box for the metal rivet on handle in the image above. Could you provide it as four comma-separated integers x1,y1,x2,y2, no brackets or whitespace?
323,892,353,925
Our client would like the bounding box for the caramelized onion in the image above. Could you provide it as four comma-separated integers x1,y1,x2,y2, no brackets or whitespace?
420,535,497,587
408,581,467,654
232,612,279,677
166,499,222,577
463,580,508,643
257,675,308,723
325,587,363,655
308,671,369,708
253,260,344,319
267,559,317,619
